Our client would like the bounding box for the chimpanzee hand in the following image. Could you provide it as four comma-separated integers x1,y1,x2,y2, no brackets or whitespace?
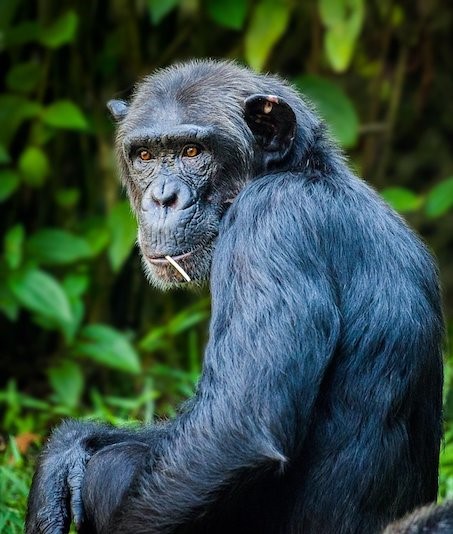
26,420,95,534
26,420,150,534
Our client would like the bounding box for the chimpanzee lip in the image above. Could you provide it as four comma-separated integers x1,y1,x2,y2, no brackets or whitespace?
146,248,198,264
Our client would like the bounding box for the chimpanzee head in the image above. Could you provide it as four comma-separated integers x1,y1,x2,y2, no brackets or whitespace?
108,60,318,289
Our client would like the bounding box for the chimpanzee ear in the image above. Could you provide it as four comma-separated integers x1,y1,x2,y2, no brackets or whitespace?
244,94,297,167
107,99,129,121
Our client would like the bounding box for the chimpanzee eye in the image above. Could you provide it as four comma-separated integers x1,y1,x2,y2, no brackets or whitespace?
182,145,200,158
138,149,152,161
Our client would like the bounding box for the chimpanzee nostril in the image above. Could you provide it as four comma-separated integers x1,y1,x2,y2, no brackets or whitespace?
151,180,180,209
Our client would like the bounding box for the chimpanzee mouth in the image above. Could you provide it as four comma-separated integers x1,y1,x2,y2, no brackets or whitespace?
145,249,197,265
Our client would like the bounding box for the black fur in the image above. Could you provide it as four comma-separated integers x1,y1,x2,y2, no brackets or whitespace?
26,60,444,534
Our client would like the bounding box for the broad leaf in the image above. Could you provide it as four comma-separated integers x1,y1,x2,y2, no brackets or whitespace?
0,95,41,146
6,62,41,94
39,11,78,48
4,224,25,269
207,0,248,30
425,177,453,218
26,228,92,265
245,0,290,71
148,0,180,25
8,268,74,329
107,201,137,272
0,145,10,164
48,360,84,408
75,324,141,374
0,170,20,202
295,75,359,147
381,187,423,213
18,146,49,186
42,100,89,131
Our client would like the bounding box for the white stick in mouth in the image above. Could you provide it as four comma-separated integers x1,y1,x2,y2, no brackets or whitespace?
165,255,191,282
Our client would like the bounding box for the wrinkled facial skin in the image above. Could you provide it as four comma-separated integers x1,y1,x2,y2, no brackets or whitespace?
117,117,248,290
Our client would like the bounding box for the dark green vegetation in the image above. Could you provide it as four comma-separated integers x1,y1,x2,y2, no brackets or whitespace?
0,1,452,532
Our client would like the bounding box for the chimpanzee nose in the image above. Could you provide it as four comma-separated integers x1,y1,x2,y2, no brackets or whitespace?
151,182,178,208
146,176,193,211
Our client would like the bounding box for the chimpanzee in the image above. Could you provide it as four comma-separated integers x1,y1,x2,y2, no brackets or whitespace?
26,60,444,534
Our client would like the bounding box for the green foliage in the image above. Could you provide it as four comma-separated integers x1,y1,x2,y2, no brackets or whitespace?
8,268,74,333
425,178,453,218
295,75,359,147
380,187,423,213
319,0,364,72
75,324,141,374
42,100,89,131
207,0,249,30
107,201,137,272
245,0,290,71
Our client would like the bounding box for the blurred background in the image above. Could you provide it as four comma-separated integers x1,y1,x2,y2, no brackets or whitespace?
0,0,452,530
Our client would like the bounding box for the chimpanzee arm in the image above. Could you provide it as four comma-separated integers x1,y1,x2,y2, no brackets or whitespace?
98,173,341,533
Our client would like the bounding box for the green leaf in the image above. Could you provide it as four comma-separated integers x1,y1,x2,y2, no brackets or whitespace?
48,360,84,408
42,100,89,131
0,170,20,202
325,28,356,72
26,228,92,265
18,146,50,187
207,0,248,30
6,62,42,94
0,282,19,321
39,10,78,48
425,177,453,218
75,324,141,374
54,187,80,208
4,224,25,269
107,201,137,272
0,95,42,146
295,75,359,147
245,0,290,71
8,268,74,329
62,273,90,298
381,187,423,213
3,20,41,47
148,0,180,25
319,0,364,72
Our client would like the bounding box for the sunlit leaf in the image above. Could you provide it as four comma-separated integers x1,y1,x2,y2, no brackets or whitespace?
107,201,137,272
0,170,20,202
39,10,78,48
207,0,249,30
42,100,89,131
8,268,74,329
381,187,423,213
148,0,180,25
425,177,453,218
18,146,49,187
295,75,359,147
4,224,25,269
26,228,92,265
75,324,141,374
48,360,84,408
6,62,41,94
319,0,364,72
325,28,356,73
245,0,290,71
